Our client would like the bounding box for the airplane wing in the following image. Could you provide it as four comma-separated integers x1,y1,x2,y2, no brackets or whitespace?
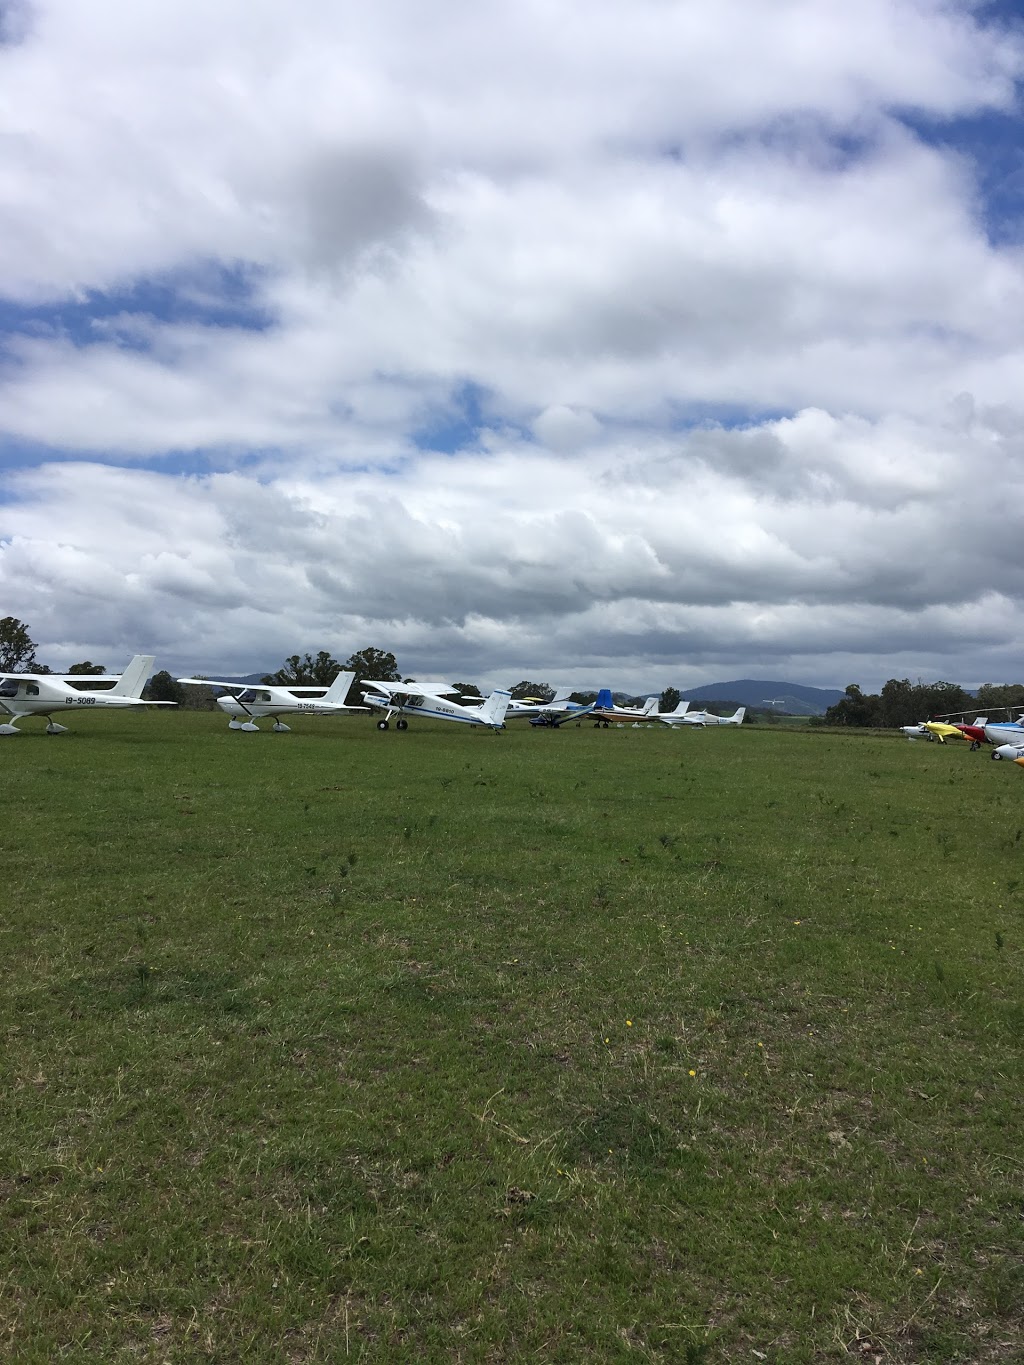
177,677,249,690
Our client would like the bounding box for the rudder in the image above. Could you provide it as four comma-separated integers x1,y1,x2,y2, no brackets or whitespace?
111,656,154,698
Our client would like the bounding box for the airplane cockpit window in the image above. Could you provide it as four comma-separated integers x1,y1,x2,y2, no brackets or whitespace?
257,692,272,703
0,680,17,698
26,683,39,696
237,690,257,703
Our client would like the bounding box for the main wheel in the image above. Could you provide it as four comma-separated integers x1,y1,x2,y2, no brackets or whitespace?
377,719,390,730
396,719,408,731
991,750,1002,760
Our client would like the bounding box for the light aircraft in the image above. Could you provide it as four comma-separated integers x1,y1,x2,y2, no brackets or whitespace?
643,698,693,727
590,691,660,727
362,680,512,731
984,718,1024,758
991,738,1024,764
658,705,746,728
523,695,598,727
901,721,965,743
463,686,576,720
901,723,934,741
177,671,359,731
0,656,170,735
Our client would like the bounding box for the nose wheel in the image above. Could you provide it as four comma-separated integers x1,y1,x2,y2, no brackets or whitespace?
377,719,390,730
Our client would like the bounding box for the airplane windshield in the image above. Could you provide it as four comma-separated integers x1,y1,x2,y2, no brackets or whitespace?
0,681,17,698
237,690,258,703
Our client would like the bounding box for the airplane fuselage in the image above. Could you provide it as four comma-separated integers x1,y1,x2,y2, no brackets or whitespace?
0,680,147,718
364,692,500,727
215,694,346,721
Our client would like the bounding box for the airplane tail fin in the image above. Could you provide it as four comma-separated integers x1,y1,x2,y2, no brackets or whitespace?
641,697,658,716
478,689,512,727
595,688,614,711
110,656,154,698
731,707,746,724
664,699,690,718
550,685,572,704
324,670,355,703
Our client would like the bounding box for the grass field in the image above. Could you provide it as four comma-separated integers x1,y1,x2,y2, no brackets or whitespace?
2,714,1022,1362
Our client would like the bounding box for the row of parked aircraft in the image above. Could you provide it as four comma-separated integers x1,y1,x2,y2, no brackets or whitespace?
902,713,1024,764
0,657,747,735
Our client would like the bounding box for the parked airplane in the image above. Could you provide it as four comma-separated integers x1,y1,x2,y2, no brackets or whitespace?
524,695,598,727
460,686,576,720
362,681,512,731
902,721,966,743
984,718,1024,758
659,705,746,728
0,656,170,735
901,723,934,741
177,671,359,731
590,691,660,727
643,699,693,727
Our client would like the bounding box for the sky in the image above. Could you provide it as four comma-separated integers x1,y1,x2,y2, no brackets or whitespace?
1,0,1023,693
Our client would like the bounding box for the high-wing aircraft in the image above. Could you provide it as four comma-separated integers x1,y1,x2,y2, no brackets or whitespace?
177,671,359,731
362,681,512,730
658,705,745,728
524,695,598,727
503,686,575,720
589,691,660,727
459,686,576,720
984,719,1024,758
0,656,170,735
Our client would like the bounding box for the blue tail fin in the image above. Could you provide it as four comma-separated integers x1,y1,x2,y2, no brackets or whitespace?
596,688,614,710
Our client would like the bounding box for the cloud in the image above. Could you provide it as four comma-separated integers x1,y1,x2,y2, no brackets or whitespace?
0,1,1023,691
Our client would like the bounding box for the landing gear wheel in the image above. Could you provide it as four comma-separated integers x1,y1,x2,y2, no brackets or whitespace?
377,719,390,730
970,740,981,751
396,719,409,731
991,750,1002,760
602,721,610,729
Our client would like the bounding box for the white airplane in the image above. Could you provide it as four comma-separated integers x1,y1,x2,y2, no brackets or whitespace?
660,705,746,728
177,671,359,731
0,656,170,735
984,718,1024,760
457,685,575,719
362,680,512,731
590,691,661,727
656,699,692,724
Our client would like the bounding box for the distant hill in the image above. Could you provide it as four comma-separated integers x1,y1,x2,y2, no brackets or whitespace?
677,679,845,716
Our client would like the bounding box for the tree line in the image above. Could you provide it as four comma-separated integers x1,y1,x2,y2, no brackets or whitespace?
819,679,1024,729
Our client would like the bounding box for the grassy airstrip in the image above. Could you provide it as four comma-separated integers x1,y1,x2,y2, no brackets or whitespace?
2,714,1022,1363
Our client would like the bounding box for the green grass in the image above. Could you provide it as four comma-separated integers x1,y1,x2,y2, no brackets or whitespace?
2,713,1022,1362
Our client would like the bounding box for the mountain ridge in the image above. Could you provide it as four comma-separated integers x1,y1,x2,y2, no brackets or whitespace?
676,679,844,716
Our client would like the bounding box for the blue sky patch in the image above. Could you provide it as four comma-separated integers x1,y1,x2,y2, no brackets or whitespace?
411,380,492,453
0,261,276,353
